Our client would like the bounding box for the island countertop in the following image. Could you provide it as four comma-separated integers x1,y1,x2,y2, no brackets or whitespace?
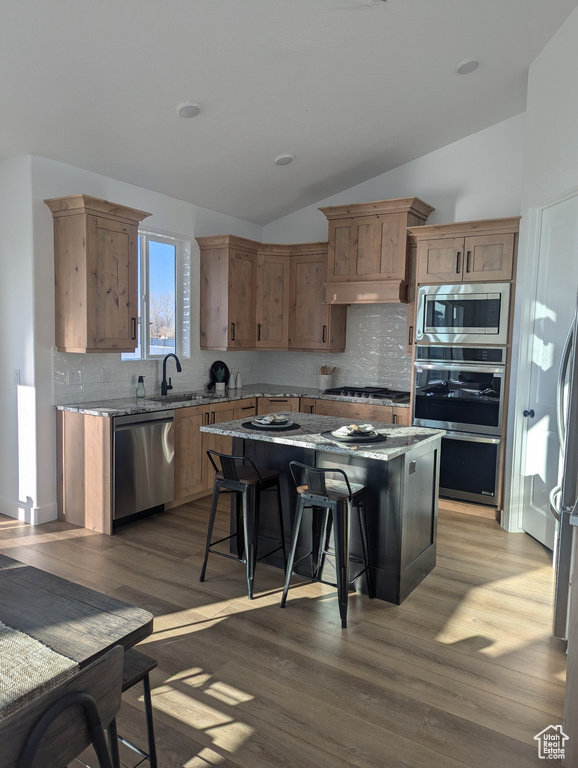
200,412,443,462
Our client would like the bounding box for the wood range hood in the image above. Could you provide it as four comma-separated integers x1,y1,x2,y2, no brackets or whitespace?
319,197,435,305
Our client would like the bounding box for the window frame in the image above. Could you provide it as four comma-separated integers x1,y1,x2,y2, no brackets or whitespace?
122,230,191,361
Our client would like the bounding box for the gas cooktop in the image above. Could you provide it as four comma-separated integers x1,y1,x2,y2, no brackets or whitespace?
324,386,410,402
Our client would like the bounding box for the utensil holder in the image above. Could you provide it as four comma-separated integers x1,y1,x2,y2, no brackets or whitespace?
318,374,333,390
215,381,226,396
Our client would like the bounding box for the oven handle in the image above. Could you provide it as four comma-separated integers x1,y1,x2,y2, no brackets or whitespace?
414,363,505,375
442,433,501,445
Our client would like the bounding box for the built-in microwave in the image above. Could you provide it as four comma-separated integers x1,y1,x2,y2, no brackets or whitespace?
415,282,510,345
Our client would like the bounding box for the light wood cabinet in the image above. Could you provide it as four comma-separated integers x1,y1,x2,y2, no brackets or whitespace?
410,218,520,285
256,247,290,349
312,398,410,425
319,197,434,304
198,236,346,352
44,195,151,353
299,397,317,414
288,244,347,351
174,398,255,501
174,406,206,498
198,235,258,351
257,397,300,415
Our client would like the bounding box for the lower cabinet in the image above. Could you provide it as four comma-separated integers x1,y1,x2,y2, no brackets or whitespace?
257,396,300,415
312,398,410,425
173,398,257,503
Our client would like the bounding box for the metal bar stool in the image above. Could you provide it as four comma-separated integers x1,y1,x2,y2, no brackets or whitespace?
200,450,287,599
280,461,374,628
108,648,158,768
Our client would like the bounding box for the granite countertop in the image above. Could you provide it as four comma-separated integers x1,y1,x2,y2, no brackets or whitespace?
55,383,411,417
200,412,443,462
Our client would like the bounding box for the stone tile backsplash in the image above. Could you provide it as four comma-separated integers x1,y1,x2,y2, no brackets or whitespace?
53,304,412,404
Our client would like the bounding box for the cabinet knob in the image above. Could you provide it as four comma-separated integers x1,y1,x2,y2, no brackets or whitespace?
523,409,535,418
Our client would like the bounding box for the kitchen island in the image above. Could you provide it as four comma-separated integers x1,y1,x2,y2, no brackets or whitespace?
201,413,443,604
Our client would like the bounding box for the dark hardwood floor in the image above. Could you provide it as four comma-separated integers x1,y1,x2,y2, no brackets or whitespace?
0,500,566,767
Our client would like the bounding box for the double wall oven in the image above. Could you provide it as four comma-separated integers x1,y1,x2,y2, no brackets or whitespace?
413,283,510,506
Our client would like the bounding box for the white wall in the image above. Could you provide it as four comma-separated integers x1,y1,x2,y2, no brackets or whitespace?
505,7,578,531
0,157,36,521
263,114,526,244
522,8,578,210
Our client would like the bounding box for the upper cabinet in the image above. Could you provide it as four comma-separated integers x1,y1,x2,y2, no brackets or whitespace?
319,197,434,304
409,218,521,285
197,237,346,352
288,243,346,351
198,235,258,350
255,244,291,349
45,195,151,353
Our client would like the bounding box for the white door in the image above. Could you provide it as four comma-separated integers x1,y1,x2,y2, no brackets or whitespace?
520,194,578,548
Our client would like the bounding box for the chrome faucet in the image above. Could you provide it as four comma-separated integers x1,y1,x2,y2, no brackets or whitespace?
161,353,182,396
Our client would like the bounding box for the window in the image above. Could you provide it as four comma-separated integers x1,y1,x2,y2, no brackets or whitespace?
122,232,191,360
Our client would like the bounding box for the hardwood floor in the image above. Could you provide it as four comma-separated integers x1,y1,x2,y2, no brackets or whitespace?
0,501,566,767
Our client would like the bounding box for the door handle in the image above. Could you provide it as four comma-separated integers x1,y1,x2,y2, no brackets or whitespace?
523,409,535,418
408,325,414,346
131,317,137,340
257,323,261,341
456,252,461,274
211,411,216,424
322,325,327,343
466,251,471,273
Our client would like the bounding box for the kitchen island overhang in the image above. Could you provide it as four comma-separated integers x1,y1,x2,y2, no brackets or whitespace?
201,413,444,605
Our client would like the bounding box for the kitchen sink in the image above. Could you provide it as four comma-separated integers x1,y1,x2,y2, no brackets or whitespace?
147,392,214,403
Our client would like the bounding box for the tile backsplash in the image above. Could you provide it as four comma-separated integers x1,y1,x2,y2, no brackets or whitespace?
53,304,412,404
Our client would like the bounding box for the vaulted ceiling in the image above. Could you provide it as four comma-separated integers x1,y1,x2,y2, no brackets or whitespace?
1,0,576,224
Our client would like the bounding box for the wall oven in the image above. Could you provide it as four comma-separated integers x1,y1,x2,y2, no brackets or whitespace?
413,346,506,505
415,282,510,346
413,346,506,436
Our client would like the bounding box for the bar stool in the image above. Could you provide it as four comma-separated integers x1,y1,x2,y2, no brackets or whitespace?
280,461,374,628
200,450,287,599
108,648,158,768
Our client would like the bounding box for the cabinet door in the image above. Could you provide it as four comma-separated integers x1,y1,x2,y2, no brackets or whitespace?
236,398,257,420
315,399,393,423
174,406,206,500
228,249,256,349
327,213,407,282
299,397,316,414
392,407,411,426
87,216,138,350
355,213,407,280
289,252,346,351
256,252,290,349
416,237,465,284
462,234,515,282
257,397,299,415
202,401,238,489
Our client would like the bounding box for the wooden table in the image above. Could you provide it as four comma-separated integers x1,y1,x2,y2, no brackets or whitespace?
0,554,153,668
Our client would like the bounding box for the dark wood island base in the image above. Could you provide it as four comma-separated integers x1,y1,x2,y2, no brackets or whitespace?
203,413,443,605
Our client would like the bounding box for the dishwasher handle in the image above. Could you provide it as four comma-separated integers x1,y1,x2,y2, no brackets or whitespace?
114,411,174,430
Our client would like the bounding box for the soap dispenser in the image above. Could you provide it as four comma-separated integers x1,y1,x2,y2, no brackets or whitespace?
136,375,146,398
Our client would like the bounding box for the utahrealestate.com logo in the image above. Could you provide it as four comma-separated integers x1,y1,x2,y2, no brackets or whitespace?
534,725,569,760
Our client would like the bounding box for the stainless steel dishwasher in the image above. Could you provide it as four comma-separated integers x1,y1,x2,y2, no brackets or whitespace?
113,411,175,521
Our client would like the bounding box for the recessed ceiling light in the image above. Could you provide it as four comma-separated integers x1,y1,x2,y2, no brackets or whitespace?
456,59,480,75
275,154,294,166
177,102,202,118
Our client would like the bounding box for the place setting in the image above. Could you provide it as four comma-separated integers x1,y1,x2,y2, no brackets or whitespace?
243,413,301,431
320,423,387,444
